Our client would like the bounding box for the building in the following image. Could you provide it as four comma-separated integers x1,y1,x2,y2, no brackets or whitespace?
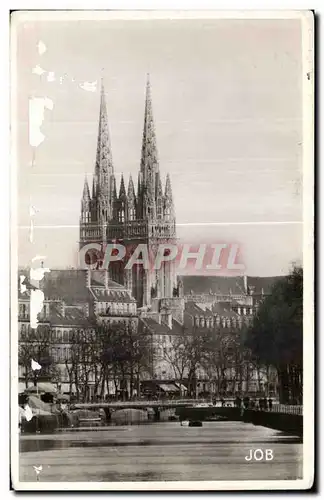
18,75,280,399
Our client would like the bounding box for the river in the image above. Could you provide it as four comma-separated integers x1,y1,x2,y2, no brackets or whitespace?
19,421,303,482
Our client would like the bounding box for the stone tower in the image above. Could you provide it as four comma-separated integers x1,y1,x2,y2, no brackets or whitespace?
79,79,116,251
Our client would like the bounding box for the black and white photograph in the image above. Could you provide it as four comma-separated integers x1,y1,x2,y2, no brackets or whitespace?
10,10,314,491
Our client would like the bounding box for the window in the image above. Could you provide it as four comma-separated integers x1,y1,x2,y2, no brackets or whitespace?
57,330,62,342
20,324,26,338
63,330,68,342
118,209,125,222
157,204,163,219
130,208,136,221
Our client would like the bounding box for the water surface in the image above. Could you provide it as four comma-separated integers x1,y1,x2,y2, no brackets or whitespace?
19,422,303,482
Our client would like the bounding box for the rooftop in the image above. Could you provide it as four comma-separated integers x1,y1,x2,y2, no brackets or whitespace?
182,275,282,296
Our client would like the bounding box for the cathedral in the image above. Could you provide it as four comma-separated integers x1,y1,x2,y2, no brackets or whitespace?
79,75,184,326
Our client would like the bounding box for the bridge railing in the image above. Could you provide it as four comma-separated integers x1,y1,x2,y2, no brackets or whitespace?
73,399,208,409
72,400,303,415
270,404,303,415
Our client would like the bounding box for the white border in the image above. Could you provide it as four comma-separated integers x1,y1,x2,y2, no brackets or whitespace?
9,9,314,492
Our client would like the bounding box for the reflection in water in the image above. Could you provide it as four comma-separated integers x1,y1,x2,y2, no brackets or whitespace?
19,422,303,482
20,436,302,454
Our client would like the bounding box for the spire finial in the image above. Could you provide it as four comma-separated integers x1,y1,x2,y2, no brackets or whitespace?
82,175,90,200
145,73,152,102
165,172,172,195
119,174,126,198
100,70,105,94
127,174,136,200
164,172,174,220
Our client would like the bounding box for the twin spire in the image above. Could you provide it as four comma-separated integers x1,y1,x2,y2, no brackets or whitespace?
81,74,174,224
94,78,114,197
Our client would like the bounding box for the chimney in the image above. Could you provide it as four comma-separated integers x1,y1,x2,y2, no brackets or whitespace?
243,275,248,294
86,269,91,288
45,302,50,318
83,303,89,317
171,298,185,325
162,313,172,329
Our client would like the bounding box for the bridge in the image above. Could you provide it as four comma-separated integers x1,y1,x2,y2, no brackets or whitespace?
73,399,205,410
72,400,303,437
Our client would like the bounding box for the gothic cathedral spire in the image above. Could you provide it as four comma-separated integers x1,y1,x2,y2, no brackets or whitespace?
138,74,160,220
95,79,114,193
127,175,136,221
82,175,90,201
95,78,116,241
80,176,91,225
80,78,115,248
164,172,175,221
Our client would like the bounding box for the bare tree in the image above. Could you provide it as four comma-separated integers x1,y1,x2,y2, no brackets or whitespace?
94,322,152,400
202,329,234,396
158,333,191,391
156,327,208,396
18,324,55,388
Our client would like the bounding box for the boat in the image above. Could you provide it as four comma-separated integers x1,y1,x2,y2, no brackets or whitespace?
181,420,203,427
189,420,203,427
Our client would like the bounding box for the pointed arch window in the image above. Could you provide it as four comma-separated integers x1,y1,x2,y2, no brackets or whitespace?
130,207,136,221
157,202,163,219
118,209,125,223
165,207,171,221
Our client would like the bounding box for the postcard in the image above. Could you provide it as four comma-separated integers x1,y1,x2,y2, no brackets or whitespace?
10,9,314,491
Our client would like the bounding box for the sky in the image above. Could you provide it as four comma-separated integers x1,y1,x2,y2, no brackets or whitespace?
15,16,303,276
